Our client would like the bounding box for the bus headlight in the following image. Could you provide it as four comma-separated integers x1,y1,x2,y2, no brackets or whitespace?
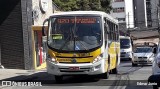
47,55,57,63
93,54,103,64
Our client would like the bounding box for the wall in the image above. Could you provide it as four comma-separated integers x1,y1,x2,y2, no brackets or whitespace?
32,0,53,69
133,0,147,27
111,0,126,23
110,0,134,29
0,0,24,69
125,0,134,28
151,0,159,28
32,0,53,26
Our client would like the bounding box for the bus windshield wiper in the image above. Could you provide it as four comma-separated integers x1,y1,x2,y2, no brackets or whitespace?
59,35,70,50
59,28,73,50
73,17,88,51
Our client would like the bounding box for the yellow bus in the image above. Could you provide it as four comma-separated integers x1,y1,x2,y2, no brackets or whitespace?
42,11,120,82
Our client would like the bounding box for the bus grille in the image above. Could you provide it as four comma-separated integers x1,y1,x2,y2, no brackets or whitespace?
59,67,90,72
59,62,90,64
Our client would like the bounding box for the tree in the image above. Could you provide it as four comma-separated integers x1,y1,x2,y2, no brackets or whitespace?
101,0,112,13
53,0,78,11
76,0,91,10
53,0,112,13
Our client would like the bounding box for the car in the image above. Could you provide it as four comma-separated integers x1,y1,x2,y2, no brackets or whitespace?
132,42,157,66
148,43,160,89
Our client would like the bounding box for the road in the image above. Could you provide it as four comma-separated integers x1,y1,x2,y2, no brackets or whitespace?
1,61,154,89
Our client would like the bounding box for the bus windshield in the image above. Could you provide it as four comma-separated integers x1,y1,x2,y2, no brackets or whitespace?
120,39,131,49
48,16,102,52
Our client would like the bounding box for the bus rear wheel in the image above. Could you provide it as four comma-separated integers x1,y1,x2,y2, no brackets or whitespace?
55,75,63,83
111,67,118,74
111,55,118,74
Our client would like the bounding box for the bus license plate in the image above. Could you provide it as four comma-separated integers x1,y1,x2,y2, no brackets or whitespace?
69,67,80,70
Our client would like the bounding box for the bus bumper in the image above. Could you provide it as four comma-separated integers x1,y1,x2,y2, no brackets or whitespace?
46,60,105,76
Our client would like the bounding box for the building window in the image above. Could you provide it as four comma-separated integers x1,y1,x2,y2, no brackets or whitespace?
114,0,124,2
118,18,125,22
113,7,125,13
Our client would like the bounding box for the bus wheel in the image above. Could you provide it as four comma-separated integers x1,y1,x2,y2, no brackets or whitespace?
111,55,118,74
55,75,63,83
132,62,137,67
102,64,110,79
111,67,118,74
101,71,109,79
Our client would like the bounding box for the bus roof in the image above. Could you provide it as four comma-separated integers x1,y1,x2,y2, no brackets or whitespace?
50,11,118,24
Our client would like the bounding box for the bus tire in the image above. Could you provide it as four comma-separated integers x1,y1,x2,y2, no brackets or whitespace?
101,71,109,79
111,67,118,74
55,75,63,83
102,58,110,79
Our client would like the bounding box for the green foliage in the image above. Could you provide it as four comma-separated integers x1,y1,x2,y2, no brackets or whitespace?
53,0,112,13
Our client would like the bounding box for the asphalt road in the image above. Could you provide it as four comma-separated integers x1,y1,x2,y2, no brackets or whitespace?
1,61,154,89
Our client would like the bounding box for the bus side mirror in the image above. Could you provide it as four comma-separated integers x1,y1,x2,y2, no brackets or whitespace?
42,19,49,36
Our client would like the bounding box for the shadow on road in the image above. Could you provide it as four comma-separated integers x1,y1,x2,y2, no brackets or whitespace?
1,72,154,87
1,72,102,85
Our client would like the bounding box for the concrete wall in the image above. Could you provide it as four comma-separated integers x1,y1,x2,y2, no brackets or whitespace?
151,0,159,28
133,0,147,27
32,0,53,26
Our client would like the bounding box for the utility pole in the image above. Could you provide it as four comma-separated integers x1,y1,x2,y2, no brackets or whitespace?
127,12,130,36
128,12,130,29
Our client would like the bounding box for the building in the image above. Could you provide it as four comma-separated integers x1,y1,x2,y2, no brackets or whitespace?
0,0,60,69
110,0,134,30
133,0,159,28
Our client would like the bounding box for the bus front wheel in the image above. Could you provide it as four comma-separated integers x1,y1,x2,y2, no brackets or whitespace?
101,71,109,79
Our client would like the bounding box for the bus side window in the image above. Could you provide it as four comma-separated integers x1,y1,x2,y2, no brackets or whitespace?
104,18,109,34
107,21,111,40
104,18,109,47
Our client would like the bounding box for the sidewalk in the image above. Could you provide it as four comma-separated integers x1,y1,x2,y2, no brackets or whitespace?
0,68,46,80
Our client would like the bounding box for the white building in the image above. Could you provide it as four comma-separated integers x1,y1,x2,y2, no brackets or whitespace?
110,0,134,29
